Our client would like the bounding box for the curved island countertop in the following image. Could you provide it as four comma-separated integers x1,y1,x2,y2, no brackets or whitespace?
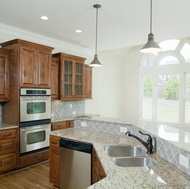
50,127,190,189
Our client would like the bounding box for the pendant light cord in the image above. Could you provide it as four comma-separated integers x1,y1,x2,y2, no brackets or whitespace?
150,0,152,33
95,7,98,55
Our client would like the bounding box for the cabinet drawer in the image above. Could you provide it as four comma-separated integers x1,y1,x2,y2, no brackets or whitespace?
50,136,60,148
0,129,17,140
0,139,16,155
19,149,49,167
0,153,16,172
51,122,67,131
69,120,74,127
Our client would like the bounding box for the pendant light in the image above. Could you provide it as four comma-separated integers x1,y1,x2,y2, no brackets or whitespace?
89,4,102,67
140,0,162,53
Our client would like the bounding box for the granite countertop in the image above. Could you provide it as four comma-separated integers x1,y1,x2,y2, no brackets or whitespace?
50,128,190,189
0,123,18,130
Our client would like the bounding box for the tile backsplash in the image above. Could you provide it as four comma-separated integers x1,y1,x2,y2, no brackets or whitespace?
51,100,85,117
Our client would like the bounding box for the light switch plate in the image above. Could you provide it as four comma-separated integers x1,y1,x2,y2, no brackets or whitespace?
81,122,87,127
120,126,128,133
179,154,189,169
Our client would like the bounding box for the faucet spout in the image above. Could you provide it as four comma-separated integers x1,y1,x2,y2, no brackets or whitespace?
125,131,153,154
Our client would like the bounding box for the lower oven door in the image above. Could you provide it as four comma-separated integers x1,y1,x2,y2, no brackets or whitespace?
20,124,50,154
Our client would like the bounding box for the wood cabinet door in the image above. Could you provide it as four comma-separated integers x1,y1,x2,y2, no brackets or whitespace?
49,136,60,187
20,46,37,87
84,64,92,99
38,50,51,88
20,46,51,88
60,58,74,99
51,57,59,100
92,148,106,185
0,49,9,102
74,61,84,98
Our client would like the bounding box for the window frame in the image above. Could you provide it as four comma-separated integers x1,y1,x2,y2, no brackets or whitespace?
139,38,190,125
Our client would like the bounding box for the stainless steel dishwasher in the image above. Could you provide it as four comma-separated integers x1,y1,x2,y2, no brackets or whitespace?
60,138,92,189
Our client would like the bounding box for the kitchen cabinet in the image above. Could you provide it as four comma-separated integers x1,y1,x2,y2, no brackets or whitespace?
92,148,106,184
51,57,59,100
0,128,18,172
51,120,74,131
1,39,53,88
49,135,60,187
52,53,86,100
0,48,10,102
84,64,92,99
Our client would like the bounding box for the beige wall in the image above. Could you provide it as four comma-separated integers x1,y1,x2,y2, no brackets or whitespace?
85,51,125,118
85,47,143,120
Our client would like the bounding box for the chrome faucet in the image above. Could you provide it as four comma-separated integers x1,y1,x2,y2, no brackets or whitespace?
125,130,154,154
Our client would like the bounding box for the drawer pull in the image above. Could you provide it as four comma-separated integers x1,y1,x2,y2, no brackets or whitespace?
2,145,13,151
2,159,13,166
3,133,12,137
51,142,58,145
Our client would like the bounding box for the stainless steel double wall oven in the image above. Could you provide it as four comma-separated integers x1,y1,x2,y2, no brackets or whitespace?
19,88,51,154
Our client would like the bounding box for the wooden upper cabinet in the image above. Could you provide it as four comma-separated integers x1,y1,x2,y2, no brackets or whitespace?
20,46,51,88
1,39,54,89
0,48,10,102
53,53,86,100
84,64,92,99
51,57,59,100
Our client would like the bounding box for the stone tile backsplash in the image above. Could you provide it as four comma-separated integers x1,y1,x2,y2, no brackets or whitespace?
75,119,190,176
51,100,85,117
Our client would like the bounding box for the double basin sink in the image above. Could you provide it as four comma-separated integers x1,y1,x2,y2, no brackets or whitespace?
104,145,155,167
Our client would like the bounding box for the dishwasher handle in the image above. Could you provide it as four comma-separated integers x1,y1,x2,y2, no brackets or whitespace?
60,138,92,154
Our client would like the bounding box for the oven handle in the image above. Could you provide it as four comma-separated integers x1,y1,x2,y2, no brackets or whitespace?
20,97,50,100
20,126,49,133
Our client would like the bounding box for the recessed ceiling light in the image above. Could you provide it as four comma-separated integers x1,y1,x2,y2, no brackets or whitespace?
76,29,82,33
41,16,49,21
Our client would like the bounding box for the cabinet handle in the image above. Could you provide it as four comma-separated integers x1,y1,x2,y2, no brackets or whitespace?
51,142,57,144
3,133,12,137
2,160,12,166
2,145,12,150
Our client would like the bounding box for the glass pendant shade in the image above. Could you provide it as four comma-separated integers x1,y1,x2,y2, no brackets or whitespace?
140,33,162,53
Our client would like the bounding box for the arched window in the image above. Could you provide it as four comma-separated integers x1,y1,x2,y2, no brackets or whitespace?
139,38,190,124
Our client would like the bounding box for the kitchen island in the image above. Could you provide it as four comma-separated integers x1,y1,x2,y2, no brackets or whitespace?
50,118,190,189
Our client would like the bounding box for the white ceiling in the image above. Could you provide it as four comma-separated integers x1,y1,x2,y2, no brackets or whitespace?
0,0,190,51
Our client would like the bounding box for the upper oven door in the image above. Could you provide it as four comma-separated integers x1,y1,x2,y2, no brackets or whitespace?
20,95,51,122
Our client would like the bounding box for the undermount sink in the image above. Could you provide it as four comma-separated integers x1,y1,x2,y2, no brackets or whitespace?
104,145,155,167
104,145,146,157
111,157,155,167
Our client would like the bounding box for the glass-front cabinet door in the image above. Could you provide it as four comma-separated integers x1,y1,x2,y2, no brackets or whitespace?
75,62,83,97
60,55,85,100
63,59,73,97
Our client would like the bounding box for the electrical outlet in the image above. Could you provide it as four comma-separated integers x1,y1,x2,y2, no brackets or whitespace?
81,122,87,127
73,111,76,115
120,126,128,133
179,154,189,169
70,104,72,108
